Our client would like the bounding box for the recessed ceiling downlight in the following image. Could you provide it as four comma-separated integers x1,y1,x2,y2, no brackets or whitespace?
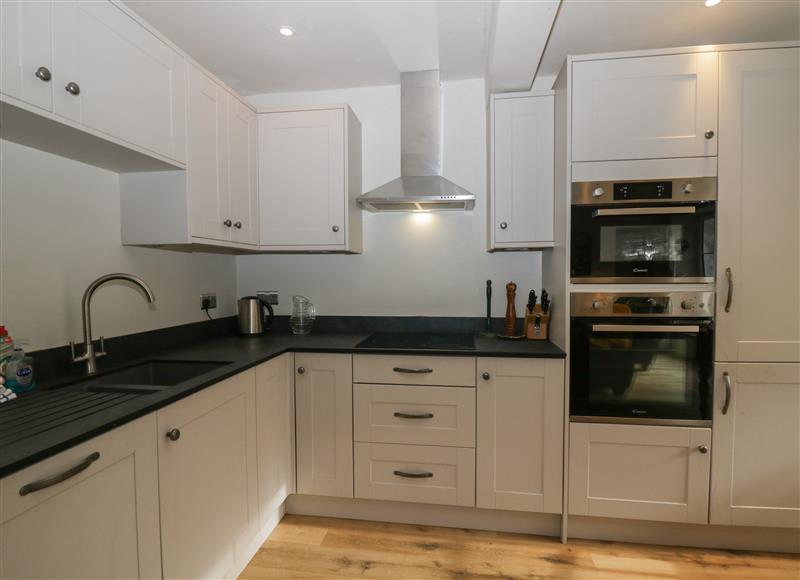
705,0,720,6
279,26,294,37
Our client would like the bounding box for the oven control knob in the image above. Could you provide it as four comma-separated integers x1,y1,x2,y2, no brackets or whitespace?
591,300,604,311
592,187,605,198
681,300,695,311
682,183,694,195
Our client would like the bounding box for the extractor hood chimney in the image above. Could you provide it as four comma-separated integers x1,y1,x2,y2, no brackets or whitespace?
357,70,477,212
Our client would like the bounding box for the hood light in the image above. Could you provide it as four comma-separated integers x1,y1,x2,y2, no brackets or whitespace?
279,26,295,36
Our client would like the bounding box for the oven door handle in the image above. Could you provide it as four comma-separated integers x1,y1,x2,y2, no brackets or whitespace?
592,207,697,217
591,324,701,333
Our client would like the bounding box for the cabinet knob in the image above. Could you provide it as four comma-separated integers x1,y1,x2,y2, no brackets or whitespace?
704,130,714,139
35,66,52,82
166,428,181,442
297,366,305,375
65,81,80,95
499,222,508,230
233,221,242,229
482,371,490,380
331,225,339,233
698,445,708,454
223,219,232,227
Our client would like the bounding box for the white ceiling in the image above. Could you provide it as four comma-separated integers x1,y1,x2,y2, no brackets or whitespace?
536,0,800,82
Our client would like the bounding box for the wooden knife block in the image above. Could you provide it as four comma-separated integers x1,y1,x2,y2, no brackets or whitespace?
524,305,550,341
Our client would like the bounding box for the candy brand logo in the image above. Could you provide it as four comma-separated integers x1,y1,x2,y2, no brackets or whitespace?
16,367,32,378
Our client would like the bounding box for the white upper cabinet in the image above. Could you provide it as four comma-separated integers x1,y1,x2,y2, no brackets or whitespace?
258,106,362,252
52,1,186,163
227,94,259,245
0,0,54,112
490,92,555,250
711,363,800,528
715,47,800,363
572,52,718,162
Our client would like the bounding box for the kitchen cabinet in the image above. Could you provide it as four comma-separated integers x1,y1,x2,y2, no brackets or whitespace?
353,354,476,387
710,363,800,528
295,353,354,497
158,370,259,579
476,358,564,513
255,354,296,525
0,415,161,580
0,0,53,112
715,47,800,363
258,106,363,252
571,52,718,162
227,93,259,245
489,92,555,250
568,423,711,524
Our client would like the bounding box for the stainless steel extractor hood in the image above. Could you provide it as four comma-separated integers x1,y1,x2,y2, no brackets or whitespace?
357,70,476,212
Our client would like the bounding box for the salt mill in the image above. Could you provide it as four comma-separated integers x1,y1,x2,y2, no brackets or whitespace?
504,281,517,336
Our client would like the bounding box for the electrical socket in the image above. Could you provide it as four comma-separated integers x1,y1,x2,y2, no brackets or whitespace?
257,291,279,305
201,293,217,310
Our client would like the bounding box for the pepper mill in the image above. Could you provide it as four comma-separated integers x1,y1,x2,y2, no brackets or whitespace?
504,281,517,336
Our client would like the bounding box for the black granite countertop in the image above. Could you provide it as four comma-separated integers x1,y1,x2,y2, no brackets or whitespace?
0,329,564,478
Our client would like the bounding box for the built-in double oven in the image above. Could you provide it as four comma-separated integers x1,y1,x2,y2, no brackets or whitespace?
571,177,716,283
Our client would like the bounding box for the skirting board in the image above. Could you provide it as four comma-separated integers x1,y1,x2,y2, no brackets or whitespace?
287,495,800,554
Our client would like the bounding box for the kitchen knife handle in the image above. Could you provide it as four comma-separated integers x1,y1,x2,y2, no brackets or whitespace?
724,267,733,313
393,412,434,419
393,367,433,374
722,372,732,415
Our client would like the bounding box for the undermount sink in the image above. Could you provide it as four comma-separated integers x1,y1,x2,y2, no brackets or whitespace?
68,360,233,394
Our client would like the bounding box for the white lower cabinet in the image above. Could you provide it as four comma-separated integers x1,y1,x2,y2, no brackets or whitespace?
295,353,354,498
569,423,711,524
157,370,259,579
355,442,475,507
255,353,296,526
710,363,800,528
0,415,161,580
476,357,564,513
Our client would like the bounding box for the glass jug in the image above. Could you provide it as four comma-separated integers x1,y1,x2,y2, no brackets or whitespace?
290,295,316,335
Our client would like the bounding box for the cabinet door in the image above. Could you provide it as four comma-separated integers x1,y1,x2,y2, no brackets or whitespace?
0,0,53,112
476,358,564,513
716,48,800,363
710,363,800,528
572,52,718,161
492,95,554,248
295,353,353,497
568,423,711,524
52,1,183,160
187,63,230,242
255,354,295,527
259,109,346,247
158,370,258,579
0,415,161,580
228,94,259,245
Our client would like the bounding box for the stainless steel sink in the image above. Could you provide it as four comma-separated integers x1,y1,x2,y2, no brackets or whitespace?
67,360,233,394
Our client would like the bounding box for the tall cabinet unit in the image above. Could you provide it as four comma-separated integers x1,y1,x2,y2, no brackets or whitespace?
258,105,363,252
489,92,555,250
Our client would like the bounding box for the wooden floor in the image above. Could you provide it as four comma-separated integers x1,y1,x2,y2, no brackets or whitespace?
240,515,800,579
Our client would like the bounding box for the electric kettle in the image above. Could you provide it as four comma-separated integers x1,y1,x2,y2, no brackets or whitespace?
237,296,275,336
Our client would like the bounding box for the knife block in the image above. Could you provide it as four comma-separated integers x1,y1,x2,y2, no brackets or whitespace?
524,305,550,341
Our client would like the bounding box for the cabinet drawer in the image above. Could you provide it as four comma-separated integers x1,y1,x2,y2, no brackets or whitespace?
355,443,475,507
354,384,475,447
354,355,476,387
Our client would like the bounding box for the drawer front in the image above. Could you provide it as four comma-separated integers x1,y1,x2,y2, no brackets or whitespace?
354,384,475,447
355,442,475,507
354,355,476,387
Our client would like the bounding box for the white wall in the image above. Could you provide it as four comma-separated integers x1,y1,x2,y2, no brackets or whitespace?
0,140,237,351
238,78,543,317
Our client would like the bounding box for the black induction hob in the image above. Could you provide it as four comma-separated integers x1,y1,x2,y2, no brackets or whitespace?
355,332,475,351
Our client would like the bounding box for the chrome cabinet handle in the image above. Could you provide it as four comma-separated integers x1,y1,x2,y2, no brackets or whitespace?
499,222,508,230
393,470,433,479
65,81,80,95
35,66,52,82
393,412,434,420
724,267,733,313
297,366,305,375
19,452,100,496
166,428,181,441
331,225,339,233
722,372,732,415
392,367,433,374
705,130,715,139
233,221,242,229
698,445,709,454
482,371,490,380
593,207,696,218
223,219,232,227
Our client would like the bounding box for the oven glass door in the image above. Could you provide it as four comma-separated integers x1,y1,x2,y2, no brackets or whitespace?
571,202,715,281
570,318,713,422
